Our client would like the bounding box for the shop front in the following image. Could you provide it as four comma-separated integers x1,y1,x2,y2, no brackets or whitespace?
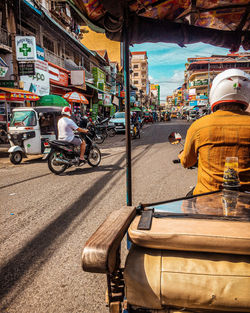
0,87,40,131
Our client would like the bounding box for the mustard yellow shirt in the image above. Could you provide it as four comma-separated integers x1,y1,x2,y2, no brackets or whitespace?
180,110,250,195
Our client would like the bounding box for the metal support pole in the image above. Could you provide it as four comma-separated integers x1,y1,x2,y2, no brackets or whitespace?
123,19,132,206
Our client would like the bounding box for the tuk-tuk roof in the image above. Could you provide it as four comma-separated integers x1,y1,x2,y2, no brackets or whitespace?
12,106,63,114
73,0,249,52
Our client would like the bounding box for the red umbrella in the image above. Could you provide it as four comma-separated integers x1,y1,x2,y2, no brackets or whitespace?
63,92,89,104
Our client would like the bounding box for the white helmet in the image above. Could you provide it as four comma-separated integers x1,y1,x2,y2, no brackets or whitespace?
62,106,72,117
209,69,250,112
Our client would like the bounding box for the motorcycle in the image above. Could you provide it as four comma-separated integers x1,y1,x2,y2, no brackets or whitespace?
81,131,250,313
130,122,140,139
45,130,101,175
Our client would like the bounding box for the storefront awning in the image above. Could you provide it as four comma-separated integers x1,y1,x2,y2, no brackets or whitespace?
0,87,40,101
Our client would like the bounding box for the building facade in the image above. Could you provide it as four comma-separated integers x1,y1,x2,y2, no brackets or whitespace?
131,51,149,106
185,53,250,107
0,0,121,121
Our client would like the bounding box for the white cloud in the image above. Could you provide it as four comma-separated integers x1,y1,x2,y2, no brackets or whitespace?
158,70,184,99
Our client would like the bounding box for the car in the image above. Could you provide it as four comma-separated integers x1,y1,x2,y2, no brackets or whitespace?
108,112,126,132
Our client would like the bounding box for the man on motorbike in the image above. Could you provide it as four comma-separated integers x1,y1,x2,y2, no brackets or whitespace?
58,106,88,162
179,69,250,195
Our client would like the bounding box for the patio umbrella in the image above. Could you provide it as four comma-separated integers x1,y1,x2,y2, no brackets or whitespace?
131,107,141,112
37,95,69,107
63,92,89,104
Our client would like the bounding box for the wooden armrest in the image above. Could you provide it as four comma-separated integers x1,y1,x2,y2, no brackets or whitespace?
82,206,136,274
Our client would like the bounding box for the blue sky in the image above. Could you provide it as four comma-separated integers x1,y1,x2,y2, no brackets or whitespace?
130,42,238,102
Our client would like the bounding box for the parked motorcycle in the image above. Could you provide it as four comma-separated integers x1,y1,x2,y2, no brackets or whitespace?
45,130,101,175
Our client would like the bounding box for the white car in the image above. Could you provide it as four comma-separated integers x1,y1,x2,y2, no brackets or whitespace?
108,112,126,132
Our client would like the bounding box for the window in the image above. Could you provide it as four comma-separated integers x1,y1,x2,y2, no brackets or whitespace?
43,36,54,52
134,72,139,77
133,64,138,69
134,80,139,85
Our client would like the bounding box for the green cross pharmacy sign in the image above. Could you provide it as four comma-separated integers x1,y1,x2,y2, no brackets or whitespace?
15,36,36,61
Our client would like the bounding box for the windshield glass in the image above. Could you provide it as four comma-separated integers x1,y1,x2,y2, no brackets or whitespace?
10,111,37,127
113,112,125,119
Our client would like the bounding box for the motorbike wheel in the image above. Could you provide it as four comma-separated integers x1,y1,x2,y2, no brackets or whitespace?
95,134,105,144
48,151,67,175
107,128,116,137
10,152,22,164
88,146,101,167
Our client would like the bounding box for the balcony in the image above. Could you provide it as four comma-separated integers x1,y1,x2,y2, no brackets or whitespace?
44,48,65,67
0,28,12,52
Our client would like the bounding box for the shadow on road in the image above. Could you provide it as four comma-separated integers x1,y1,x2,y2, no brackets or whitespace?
0,173,51,190
0,143,153,308
61,163,124,176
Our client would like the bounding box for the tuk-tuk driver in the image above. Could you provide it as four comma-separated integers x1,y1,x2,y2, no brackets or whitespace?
58,106,88,162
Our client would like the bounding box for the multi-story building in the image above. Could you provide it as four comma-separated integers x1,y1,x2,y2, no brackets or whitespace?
185,53,250,106
131,51,149,105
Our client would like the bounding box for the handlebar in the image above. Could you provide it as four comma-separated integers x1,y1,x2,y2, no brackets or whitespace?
172,159,181,164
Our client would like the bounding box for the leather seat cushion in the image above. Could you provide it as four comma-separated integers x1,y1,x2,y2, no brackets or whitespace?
128,216,250,255
124,246,250,311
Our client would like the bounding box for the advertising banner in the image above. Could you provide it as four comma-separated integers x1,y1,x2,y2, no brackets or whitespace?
92,67,105,90
49,63,69,86
16,36,37,61
20,60,50,96
103,94,112,106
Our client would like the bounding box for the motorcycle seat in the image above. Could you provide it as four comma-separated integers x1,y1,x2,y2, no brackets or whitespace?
50,140,74,146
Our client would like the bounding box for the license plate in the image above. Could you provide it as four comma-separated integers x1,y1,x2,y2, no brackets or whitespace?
44,148,51,153
116,126,124,129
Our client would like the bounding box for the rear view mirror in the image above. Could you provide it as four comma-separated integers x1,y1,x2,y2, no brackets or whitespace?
168,132,182,144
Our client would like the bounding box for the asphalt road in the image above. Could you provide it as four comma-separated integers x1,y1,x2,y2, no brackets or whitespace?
0,120,196,313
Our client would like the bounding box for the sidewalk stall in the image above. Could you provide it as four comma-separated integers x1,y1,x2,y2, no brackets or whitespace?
8,106,62,164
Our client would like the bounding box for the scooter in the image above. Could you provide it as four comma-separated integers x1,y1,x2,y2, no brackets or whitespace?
131,123,140,139
81,132,250,313
45,130,101,175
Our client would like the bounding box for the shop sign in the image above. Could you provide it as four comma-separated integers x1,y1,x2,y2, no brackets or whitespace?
71,70,85,86
20,60,50,96
36,45,45,61
198,99,208,106
112,96,119,106
16,36,37,61
18,62,35,76
0,80,15,88
0,66,8,78
92,67,105,90
49,63,69,86
103,94,112,106
189,100,197,106
98,92,103,100
91,103,99,120
189,88,196,95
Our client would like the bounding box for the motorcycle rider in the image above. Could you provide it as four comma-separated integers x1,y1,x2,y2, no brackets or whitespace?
58,106,88,162
179,69,250,195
